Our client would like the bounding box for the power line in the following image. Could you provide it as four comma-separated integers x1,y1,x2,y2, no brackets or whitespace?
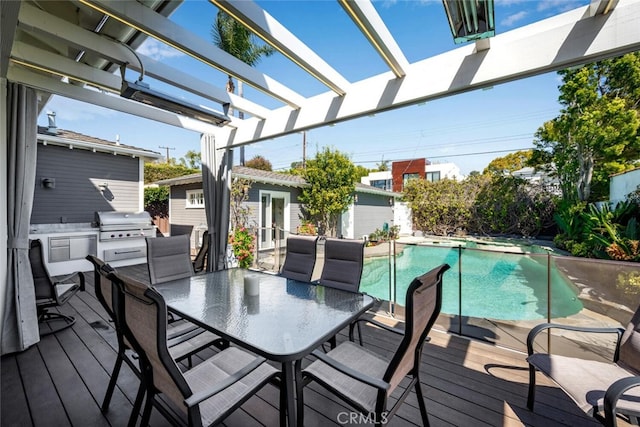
158,145,175,163
353,148,532,165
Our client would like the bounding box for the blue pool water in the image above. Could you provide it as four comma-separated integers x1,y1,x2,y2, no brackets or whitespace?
360,244,583,321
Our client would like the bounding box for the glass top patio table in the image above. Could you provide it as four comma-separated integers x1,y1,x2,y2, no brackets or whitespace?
153,268,374,361
154,268,374,427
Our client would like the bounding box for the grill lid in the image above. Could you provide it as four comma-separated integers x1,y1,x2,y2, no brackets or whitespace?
95,211,152,227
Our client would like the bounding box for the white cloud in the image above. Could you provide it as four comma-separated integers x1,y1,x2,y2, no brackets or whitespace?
137,39,184,61
537,0,582,13
41,96,117,123
501,11,528,26
495,0,528,6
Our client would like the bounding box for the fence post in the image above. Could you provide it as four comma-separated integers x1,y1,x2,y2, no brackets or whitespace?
458,245,462,336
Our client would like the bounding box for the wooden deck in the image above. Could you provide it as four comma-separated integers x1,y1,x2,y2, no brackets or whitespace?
1,266,618,427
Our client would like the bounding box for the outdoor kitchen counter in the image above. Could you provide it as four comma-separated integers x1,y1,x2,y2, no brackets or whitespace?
29,224,100,276
30,223,98,233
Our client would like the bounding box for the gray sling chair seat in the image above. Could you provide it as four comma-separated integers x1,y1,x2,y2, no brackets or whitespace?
317,237,366,349
279,235,319,282
30,239,85,336
527,305,640,427
86,256,224,419
298,264,451,427
107,270,283,427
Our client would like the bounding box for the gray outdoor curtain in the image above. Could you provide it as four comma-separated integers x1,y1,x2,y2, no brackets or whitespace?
201,134,232,272
2,82,39,354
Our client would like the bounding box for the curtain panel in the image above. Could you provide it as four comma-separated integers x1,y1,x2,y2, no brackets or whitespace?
201,134,232,272
2,82,39,354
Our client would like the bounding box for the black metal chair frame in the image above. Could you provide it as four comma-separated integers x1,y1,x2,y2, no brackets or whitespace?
527,322,640,427
297,264,450,427
30,239,85,336
192,230,209,273
86,255,227,425
107,270,284,427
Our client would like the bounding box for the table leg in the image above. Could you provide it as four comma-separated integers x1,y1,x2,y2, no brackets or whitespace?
282,361,297,427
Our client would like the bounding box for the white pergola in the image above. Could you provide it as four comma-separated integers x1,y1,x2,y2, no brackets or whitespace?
2,0,640,149
1,0,640,350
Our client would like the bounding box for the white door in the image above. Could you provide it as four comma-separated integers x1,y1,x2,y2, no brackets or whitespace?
259,190,290,250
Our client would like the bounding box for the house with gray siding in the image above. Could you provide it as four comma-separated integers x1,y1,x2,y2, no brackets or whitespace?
29,125,162,275
156,166,402,252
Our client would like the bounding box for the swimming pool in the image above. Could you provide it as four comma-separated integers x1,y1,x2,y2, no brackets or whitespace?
360,244,583,321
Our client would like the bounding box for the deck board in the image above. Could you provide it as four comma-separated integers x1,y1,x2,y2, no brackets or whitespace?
1,267,628,427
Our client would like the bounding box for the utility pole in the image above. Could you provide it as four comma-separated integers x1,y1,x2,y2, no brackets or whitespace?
158,146,175,163
302,131,306,169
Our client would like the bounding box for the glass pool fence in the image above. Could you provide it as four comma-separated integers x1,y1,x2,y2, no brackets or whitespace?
253,230,640,357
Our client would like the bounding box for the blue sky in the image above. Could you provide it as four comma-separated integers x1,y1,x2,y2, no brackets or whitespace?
39,0,590,175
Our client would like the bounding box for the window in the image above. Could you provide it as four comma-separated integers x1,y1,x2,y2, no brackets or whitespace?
370,179,392,190
186,189,204,208
425,171,441,182
403,173,420,187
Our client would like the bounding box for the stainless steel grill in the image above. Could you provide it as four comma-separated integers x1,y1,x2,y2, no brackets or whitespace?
95,211,155,241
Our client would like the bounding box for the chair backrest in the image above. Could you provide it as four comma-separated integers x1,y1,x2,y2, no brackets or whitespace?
618,304,640,374
280,235,319,282
146,235,193,285
318,238,365,292
108,271,191,414
383,264,450,394
85,255,118,317
29,239,54,300
192,230,209,273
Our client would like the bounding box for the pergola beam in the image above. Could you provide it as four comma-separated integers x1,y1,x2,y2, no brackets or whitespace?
217,1,640,147
79,0,306,108
7,64,230,135
338,0,410,78
17,2,271,119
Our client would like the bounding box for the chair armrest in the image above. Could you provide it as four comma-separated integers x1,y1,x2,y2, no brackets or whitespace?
527,323,624,358
604,376,640,427
54,271,86,292
309,349,390,391
350,316,404,338
184,356,267,407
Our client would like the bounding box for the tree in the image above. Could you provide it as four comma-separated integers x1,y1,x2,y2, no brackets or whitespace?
354,165,370,181
179,150,201,169
403,178,477,236
298,148,357,236
529,53,640,202
483,150,532,175
211,11,274,164
144,162,199,184
245,155,272,171
376,159,389,171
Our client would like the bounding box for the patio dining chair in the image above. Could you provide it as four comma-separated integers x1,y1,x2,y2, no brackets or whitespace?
107,270,282,427
30,239,85,336
146,234,194,285
86,255,225,417
279,235,319,282
192,230,209,273
297,264,450,427
527,304,640,427
318,237,366,348
318,237,365,292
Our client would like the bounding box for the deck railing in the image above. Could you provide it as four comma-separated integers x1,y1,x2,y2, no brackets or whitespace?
249,229,639,357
